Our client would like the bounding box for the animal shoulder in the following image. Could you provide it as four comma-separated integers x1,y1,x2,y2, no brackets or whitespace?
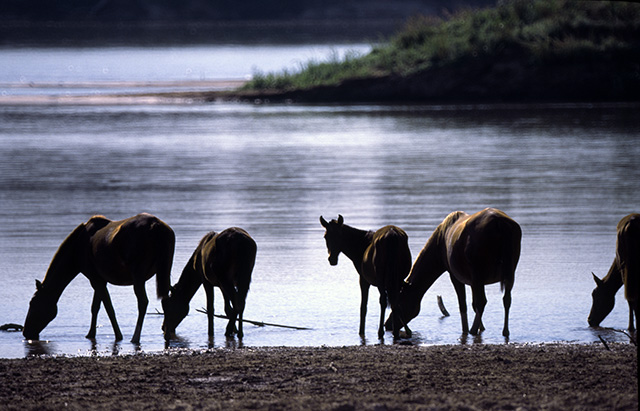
85,215,112,232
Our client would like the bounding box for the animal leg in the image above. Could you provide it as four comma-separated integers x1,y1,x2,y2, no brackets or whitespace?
222,290,238,337
131,282,148,344
100,286,123,341
234,291,246,339
203,282,215,337
503,287,512,337
359,278,370,336
88,282,123,341
470,284,487,336
378,289,388,339
450,274,469,334
86,291,101,339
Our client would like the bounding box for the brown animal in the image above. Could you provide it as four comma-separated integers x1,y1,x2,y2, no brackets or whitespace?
398,208,521,337
23,213,175,343
320,215,412,339
162,228,256,340
588,213,639,333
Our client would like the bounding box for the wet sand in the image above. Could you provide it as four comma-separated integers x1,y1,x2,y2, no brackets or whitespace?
0,343,636,410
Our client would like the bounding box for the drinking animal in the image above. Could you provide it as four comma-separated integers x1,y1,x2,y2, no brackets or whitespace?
162,228,256,340
398,208,521,337
23,213,175,343
588,213,639,333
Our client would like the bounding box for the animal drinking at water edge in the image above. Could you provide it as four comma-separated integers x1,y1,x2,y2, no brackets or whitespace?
588,213,639,334
162,228,256,340
398,208,521,337
23,213,175,343
320,215,412,339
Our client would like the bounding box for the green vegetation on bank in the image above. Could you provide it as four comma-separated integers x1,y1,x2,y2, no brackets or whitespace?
243,0,640,100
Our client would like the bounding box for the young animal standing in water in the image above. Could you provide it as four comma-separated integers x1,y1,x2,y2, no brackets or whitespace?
398,208,521,337
320,215,412,339
588,213,639,334
23,213,175,343
162,228,256,340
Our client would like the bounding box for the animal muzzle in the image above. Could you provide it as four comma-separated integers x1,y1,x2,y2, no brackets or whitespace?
161,321,174,338
328,255,338,266
22,329,39,341
162,328,177,341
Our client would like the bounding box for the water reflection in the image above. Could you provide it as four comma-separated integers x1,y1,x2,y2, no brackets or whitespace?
24,340,54,357
165,335,191,350
459,333,485,345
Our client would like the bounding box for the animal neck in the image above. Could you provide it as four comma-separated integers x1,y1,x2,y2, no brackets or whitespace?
171,254,204,304
339,224,374,266
406,235,447,297
40,236,83,302
599,260,624,293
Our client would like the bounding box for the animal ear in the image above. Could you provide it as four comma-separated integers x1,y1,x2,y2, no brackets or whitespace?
337,215,344,225
35,279,43,290
320,216,329,228
592,272,604,287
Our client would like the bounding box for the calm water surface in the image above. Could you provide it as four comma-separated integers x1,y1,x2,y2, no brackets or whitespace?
0,47,638,358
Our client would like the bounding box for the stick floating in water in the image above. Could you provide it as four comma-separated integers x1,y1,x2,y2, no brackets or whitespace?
0,323,23,332
190,308,311,330
437,295,450,317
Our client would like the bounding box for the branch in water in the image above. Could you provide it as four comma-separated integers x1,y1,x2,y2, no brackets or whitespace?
189,308,312,330
437,295,450,317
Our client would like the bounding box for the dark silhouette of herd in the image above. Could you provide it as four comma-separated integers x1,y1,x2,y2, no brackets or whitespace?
22,210,639,344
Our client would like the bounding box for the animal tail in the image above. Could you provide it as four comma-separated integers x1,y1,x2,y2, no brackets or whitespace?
235,235,257,296
499,219,521,292
620,216,640,302
384,231,412,309
154,222,176,299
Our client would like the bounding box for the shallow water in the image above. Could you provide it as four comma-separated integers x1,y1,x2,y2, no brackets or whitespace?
0,47,639,358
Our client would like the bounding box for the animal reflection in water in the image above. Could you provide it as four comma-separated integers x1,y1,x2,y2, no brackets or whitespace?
588,213,639,333
162,228,256,340
22,213,175,343
320,215,412,339
398,208,521,337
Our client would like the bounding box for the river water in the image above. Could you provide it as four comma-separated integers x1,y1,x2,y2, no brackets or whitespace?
0,45,638,358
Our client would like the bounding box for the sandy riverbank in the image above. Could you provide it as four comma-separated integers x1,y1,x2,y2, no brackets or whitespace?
0,343,636,410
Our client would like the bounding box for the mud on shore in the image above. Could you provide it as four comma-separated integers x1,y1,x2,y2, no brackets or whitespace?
0,343,637,410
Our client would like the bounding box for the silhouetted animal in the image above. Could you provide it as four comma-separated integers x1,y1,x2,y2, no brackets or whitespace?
320,215,412,339
23,213,175,343
162,228,256,340
588,213,639,332
398,208,521,337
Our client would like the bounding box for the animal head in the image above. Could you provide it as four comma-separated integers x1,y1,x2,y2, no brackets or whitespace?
587,273,615,327
320,215,344,266
397,282,422,325
161,290,189,340
23,280,58,340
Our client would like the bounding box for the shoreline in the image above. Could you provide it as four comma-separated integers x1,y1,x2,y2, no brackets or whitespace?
0,343,636,410
3,79,640,107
